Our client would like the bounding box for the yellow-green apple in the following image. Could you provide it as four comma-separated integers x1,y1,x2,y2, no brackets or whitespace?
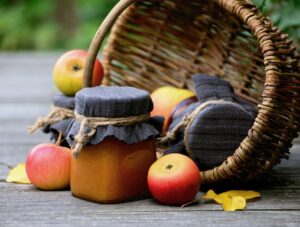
147,153,201,206
150,87,195,132
53,50,103,96
25,144,71,190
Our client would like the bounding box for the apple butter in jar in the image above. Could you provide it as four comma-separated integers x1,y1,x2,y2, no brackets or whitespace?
67,86,162,203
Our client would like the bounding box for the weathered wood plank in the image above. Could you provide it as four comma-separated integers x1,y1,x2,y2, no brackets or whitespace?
0,115,51,144
1,53,58,104
0,118,49,130
0,165,11,182
0,117,51,145
1,183,300,211
0,103,51,120
0,134,49,145
0,88,55,103
0,52,61,65
0,144,44,166
1,209,299,227
0,182,299,227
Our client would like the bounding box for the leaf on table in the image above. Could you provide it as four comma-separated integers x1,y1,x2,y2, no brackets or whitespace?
219,190,261,200
203,189,260,212
6,163,31,184
203,189,223,204
222,196,246,211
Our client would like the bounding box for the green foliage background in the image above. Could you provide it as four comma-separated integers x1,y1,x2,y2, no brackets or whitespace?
0,0,299,50
253,0,300,48
0,0,118,50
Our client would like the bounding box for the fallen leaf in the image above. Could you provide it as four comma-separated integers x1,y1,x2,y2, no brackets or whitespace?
219,190,261,200
222,196,246,211
203,189,223,204
203,189,260,211
6,163,31,184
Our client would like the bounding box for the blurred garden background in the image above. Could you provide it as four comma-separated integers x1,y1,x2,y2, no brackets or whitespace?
0,0,299,51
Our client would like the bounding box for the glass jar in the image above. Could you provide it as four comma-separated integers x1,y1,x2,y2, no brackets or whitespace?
67,86,162,203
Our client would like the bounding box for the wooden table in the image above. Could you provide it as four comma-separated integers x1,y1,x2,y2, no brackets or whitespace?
1,53,299,226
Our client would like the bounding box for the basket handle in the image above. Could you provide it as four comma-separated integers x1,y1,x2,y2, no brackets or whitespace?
83,0,137,87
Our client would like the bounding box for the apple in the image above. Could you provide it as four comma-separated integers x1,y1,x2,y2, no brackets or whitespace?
25,143,71,190
147,153,201,206
53,50,104,96
150,87,195,132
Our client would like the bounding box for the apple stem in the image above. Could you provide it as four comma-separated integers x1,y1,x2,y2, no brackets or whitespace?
166,164,173,170
56,131,63,146
73,64,82,72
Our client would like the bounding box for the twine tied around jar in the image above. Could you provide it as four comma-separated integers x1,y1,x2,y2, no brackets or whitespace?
72,112,150,158
28,105,75,134
158,100,246,158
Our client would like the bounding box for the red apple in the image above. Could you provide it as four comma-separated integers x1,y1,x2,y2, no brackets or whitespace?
147,153,201,205
53,49,104,96
25,144,71,190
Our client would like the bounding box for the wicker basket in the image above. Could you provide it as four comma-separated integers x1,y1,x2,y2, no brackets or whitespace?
82,0,300,185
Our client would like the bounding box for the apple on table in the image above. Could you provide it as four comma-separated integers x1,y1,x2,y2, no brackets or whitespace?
147,153,201,206
25,143,71,190
53,50,104,96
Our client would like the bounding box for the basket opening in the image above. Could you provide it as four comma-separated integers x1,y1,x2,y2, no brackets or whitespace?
103,0,265,105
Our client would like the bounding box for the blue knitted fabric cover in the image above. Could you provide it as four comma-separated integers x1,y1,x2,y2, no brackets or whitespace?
52,93,75,109
166,74,257,169
67,86,163,146
43,93,75,147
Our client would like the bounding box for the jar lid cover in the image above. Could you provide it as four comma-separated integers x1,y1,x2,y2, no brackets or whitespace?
192,74,234,102
75,86,153,117
53,94,75,110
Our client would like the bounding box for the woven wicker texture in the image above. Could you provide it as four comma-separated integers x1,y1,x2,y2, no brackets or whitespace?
83,0,300,184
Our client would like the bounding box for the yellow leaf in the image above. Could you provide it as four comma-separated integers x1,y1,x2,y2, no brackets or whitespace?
219,190,261,200
222,196,246,211
203,190,260,211
203,189,223,204
6,163,31,184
